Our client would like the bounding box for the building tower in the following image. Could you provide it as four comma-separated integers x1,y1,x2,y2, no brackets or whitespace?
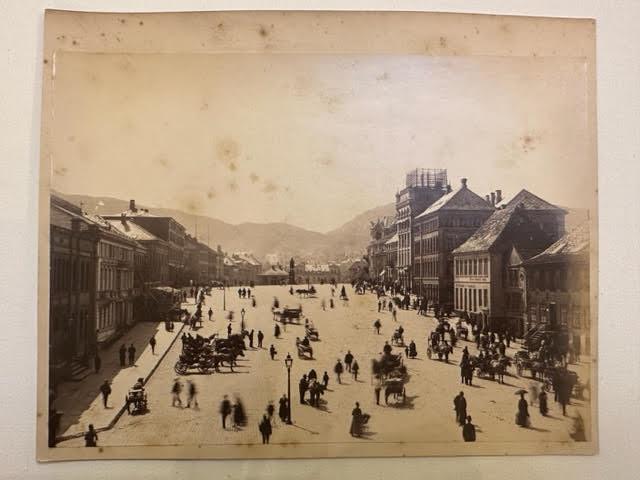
289,258,296,285
395,168,449,292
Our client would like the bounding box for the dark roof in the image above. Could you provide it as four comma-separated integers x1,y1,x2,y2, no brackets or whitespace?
104,218,159,242
453,208,514,254
258,266,289,276
522,222,590,266
497,189,566,213
415,185,493,219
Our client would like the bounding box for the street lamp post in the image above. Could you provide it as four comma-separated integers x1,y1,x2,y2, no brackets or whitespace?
223,280,226,311
285,353,293,424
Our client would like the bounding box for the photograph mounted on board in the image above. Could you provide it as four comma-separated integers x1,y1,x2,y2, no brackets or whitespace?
38,10,598,460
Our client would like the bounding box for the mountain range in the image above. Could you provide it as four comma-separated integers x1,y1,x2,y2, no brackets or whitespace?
53,191,396,262
53,191,588,263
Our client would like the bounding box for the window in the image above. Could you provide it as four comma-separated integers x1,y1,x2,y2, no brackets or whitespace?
484,289,488,308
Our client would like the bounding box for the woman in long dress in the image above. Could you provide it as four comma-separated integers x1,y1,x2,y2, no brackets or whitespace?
516,392,531,427
350,402,362,437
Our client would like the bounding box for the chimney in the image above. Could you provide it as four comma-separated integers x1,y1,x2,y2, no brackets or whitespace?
496,189,502,204
129,199,137,212
485,194,491,203
490,192,496,206
460,178,467,188
120,212,127,224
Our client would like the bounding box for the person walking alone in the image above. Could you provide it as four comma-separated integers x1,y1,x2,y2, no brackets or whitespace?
208,307,213,321
187,380,198,408
227,323,232,337
259,414,272,444
99,380,111,408
344,351,354,373
84,424,98,447
149,335,157,355
269,344,277,360
462,416,476,442
118,344,126,367
171,378,182,407
322,371,330,389
257,330,264,348
220,395,232,429
454,391,467,426
334,359,344,384
373,319,381,334
352,360,360,381
128,344,136,366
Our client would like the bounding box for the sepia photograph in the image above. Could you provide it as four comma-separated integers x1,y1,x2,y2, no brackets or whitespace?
37,10,597,460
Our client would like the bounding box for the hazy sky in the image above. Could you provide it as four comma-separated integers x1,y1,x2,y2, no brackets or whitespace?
51,53,591,233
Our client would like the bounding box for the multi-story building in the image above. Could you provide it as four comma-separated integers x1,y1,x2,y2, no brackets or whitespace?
296,263,341,285
521,222,591,355
367,216,397,283
49,195,97,383
223,252,262,285
257,265,290,285
452,205,555,335
395,169,450,291
102,200,186,286
412,178,495,307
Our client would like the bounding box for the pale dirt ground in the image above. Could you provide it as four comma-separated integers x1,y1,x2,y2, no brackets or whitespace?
59,284,590,448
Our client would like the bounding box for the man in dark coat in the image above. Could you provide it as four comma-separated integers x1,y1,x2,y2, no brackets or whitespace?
99,380,111,408
259,414,272,444
454,391,467,426
249,329,255,348
299,374,308,404
278,395,288,423
220,395,232,429
462,416,476,442
257,330,264,348
127,344,136,366
149,335,157,355
269,345,277,360
344,351,354,372
119,344,126,367
334,360,344,384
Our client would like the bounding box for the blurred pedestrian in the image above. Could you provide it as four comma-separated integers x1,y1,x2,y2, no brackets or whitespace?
374,319,381,334
118,344,126,367
99,380,111,408
257,330,264,348
84,424,98,447
462,416,476,442
266,402,275,421
149,335,156,355
171,378,182,407
94,353,101,374
352,360,360,381
233,398,247,429
322,371,329,388
516,391,530,427
278,394,288,423
220,395,232,429
259,414,272,444
227,323,232,337
374,384,381,405
334,359,344,384
249,329,255,348
128,344,136,366
187,380,198,408
299,374,308,404
454,391,467,426
269,344,277,360
208,307,213,321
539,389,549,416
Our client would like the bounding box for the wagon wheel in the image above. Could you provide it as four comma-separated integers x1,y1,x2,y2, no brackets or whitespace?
198,363,211,374
174,361,187,375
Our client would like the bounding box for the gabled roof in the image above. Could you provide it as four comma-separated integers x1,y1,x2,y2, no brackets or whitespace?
104,218,159,242
415,185,493,219
385,233,399,244
497,189,566,213
522,222,589,266
231,252,261,266
453,208,514,254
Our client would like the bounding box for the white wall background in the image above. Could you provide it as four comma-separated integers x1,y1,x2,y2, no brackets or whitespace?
1,1,639,479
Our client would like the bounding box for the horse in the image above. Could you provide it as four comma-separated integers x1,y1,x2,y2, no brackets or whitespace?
307,380,326,407
384,381,406,404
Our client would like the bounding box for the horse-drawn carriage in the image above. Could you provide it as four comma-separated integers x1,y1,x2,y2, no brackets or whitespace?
174,333,244,374
471,354,511,383
305,323,320,341
455,321,469,341
296,337,314,359
390,327,405,346
273,307,304,324
125,378,148,415
427,341,453,360
514,350,549,379
371,353,409,405
295,286,317,298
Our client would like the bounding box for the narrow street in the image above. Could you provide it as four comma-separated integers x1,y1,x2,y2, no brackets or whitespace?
59,284,589,448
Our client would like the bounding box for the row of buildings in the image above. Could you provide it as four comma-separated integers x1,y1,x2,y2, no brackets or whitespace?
367,169,591,352
50,195,364,384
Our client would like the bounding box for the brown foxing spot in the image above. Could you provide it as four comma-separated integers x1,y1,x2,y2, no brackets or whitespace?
228,161,237,172
217,22,224,29
263,181,278,194
120,18,126,24
72,40,78,46
201,102,209,111
182,198,201,214
153,156,170,168
207,189,216,199
98,447,104,453
500,23,511,34
520,134,540,153
139,21,144,26
43,59,48,64
249,173,260,183
54,167,68,176
258,25,268,37
316,155,333,167
228,180,238,192
217,138,240,162
67,135,76,142
439,36,447,48
100,32,106,37
376,72,389,81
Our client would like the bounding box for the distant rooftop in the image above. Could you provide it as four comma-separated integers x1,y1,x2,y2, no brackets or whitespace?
523,222,590,266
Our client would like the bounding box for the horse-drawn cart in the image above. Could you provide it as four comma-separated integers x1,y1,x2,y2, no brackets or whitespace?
273,307,304,324
296,338,314,359
305,324,320,341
